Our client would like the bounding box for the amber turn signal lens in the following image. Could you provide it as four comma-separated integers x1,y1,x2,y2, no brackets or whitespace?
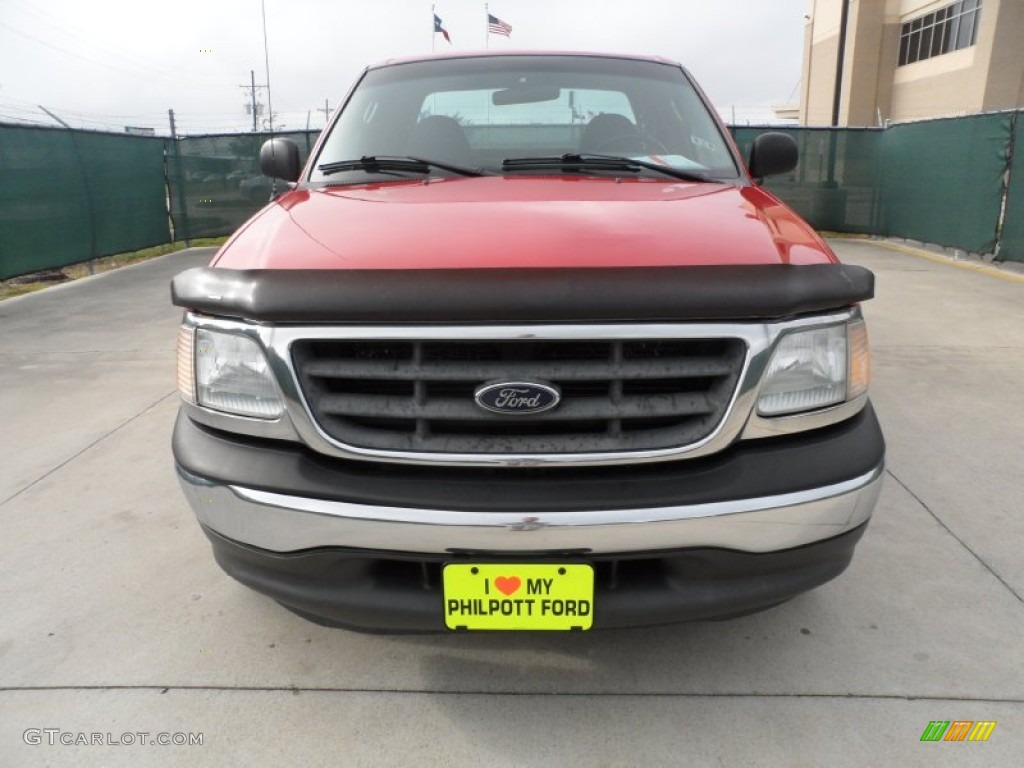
176,326,196,404
848,319,870,400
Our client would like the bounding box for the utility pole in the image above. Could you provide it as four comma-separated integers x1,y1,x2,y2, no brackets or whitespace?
818,0,851,233
319,99,331,125
240,69,268,132
803,1,818,125
831,0,851,127
250,70,258,132
826,0,851,185
168,108,177,138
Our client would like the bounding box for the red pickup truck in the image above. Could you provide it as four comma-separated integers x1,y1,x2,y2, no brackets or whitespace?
172,51,883,632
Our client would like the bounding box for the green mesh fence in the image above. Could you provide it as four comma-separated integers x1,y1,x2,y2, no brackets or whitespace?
3,117,1022,281
731,114,1014,254
877,112,1011,254
0,124,169,280
168,131,319,240
998,112,1024,262
731,126,884,233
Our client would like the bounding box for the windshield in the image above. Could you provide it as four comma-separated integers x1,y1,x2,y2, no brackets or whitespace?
310,55,739,183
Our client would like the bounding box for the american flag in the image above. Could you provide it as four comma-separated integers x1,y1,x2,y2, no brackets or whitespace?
488,13,512,37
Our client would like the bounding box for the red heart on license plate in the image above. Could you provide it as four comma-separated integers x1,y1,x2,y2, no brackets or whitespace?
495,576,521,596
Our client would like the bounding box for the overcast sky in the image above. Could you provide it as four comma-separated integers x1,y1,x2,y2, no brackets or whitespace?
0,0,807,135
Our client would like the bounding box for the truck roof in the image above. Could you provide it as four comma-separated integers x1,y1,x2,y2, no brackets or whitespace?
369,50,683,71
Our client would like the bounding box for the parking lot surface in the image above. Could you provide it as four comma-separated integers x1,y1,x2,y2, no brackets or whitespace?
1,240,1021,766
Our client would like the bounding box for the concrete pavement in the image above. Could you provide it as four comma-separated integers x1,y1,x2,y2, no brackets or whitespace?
0,242,1021,766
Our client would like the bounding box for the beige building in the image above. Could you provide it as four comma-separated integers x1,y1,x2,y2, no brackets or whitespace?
800,0,1024,125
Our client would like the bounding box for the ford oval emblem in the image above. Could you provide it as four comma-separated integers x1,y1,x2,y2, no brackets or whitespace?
474,381,561,415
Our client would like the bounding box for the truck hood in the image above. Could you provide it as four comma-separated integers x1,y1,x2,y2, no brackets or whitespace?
212,176,836,270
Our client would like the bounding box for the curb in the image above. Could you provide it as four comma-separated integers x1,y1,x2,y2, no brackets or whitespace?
833,236,1024,284
0,247,218,306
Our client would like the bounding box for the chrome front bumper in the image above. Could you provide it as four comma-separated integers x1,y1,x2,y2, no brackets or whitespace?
177,462,884,555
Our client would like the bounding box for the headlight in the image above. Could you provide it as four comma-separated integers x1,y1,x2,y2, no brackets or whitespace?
758,323,860,416
178,328,283,419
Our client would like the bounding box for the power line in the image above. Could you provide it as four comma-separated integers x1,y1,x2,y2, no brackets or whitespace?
0,97,316,135
0,104,245,134
785,77,802,105
5,0,239,88
0,98,264,123
4,0,204,84
0,20,234,90
0,112,49,126
0,21,138,76
0,99,171,120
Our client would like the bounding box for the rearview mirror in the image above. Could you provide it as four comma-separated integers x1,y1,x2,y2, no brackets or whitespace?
747,132,798,181
492,86,561,106
260,138,301,182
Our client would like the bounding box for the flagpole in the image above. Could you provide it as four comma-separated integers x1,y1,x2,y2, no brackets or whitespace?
432,4,436,52
484,3,489,49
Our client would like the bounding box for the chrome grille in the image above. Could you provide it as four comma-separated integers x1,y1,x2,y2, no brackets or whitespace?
291,338,746,454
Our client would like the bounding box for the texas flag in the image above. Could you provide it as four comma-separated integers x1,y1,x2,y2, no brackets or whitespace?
433,13,451,44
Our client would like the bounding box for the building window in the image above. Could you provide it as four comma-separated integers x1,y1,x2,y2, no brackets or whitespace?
898,0,982,66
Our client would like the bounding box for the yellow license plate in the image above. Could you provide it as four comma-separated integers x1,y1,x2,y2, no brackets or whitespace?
443,563,594,631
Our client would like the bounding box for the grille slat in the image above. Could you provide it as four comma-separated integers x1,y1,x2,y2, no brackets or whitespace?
317,392,715,421
300,356,736,381
292,338,745,454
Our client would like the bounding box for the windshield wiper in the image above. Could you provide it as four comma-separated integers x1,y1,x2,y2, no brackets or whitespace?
318,155,486,178
501,153,713,183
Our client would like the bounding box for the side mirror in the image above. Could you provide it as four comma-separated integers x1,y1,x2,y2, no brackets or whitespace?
260,138,301,182
748,132,798,181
